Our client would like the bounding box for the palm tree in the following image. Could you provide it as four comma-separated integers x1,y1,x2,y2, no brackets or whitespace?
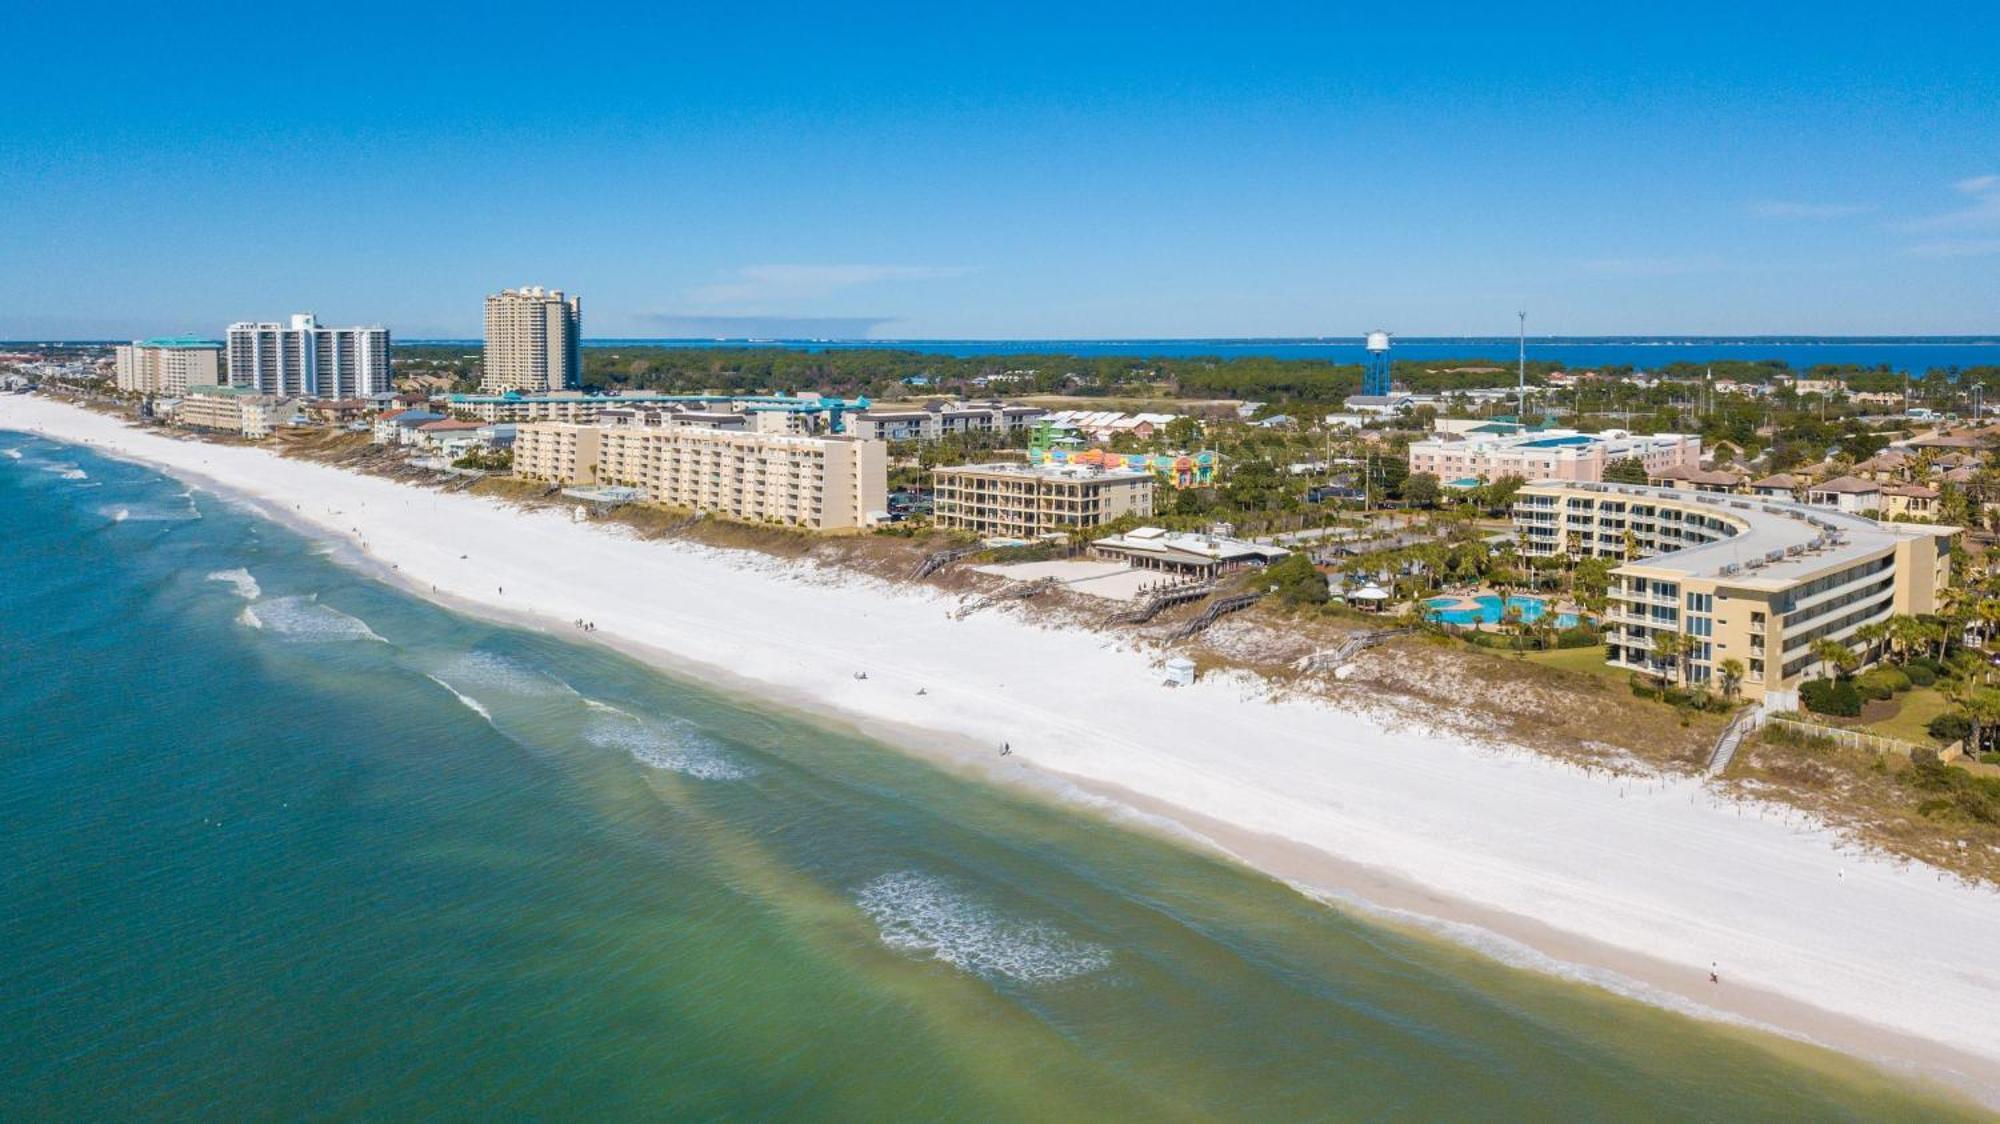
1888,614,1929,663
1852,621,1889,665
1812,638,1860,680
1650,630,1687,690
1717,657,1747,702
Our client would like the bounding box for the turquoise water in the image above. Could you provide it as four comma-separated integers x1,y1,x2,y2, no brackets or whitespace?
0,435,1974,1119
1426,594,1581,629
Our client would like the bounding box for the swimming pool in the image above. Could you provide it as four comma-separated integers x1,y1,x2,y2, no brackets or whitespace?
1425,594,1581,629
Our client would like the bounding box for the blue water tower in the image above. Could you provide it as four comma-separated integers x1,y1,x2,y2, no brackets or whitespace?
1363,330,1392,396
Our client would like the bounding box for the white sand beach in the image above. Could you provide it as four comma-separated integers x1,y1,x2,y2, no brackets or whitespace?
9,394,1999,1098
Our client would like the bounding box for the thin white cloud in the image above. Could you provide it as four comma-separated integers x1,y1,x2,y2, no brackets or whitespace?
1904,238,2000,259
1899,175,2000,233
688,263,975,306
1751,201,1872,220
1578,255,1724,278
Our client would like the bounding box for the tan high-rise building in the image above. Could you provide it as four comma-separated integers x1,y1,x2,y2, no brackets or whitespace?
514,420,887,531
483,286,581,393
114,336,223,396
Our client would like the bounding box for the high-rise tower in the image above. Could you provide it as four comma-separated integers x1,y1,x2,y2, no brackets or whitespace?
483,286,582,393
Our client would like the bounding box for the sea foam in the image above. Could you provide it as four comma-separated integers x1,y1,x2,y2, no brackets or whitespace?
584,712,754,780
431,651,573,697
238,596,385,642
855,871,1112,984
206,568,262,601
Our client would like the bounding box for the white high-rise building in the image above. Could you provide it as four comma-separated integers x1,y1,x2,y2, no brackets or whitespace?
483,286,581,393
225,313,392,399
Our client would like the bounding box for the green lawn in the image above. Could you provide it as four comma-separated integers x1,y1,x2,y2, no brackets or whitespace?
1862,687,1953,745
1519,644,1622,678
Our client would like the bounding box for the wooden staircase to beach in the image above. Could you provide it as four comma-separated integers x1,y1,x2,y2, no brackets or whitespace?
1164,591,1266,641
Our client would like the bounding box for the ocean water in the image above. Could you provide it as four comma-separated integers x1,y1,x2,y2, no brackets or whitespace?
0,434,1978,1120
410,336,2000,374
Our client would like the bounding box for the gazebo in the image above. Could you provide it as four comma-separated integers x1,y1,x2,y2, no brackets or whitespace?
1345,584,1392,612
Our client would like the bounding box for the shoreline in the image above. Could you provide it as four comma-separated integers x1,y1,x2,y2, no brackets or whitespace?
8,395,1999,1105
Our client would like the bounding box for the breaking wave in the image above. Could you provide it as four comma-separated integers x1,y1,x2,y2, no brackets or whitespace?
205,568,262,600
99,500,198,523
425,674,494,723
431,651,573,697
584,712,754,780
1,448,21,460
60,468,88,480
238,595,385,642
855,871,1113,984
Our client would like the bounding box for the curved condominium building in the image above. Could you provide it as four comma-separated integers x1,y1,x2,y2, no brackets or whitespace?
1514,481,1955,702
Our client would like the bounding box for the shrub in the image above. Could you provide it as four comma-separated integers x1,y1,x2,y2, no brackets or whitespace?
1263,553,1330,606
1902,663,1937,688
1800,677,1862,717
1906,655,1946,676
1901,757,2000,825
1927,712,1973,743
1555,625,1600,649
1859,666,1910,695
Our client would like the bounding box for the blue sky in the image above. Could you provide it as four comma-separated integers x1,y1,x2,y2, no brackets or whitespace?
4,2,1995,339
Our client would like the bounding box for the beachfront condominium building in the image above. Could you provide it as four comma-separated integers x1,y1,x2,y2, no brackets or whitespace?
1512,481,1955,702
483,286,582,393
1408,428,1699,486
513,420,886,531
930,462,1154,539
173,384,294,439
225,315,392,398
114,336,222,396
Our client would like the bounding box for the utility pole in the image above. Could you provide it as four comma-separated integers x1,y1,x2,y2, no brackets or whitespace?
1517,310,1527,422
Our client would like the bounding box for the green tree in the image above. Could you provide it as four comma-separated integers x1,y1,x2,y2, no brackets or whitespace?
1401,472,1441,508
1717,657,1747,701
1603,456,1650,484
1264,553,1330,606
1812,638,1860,679
1650,630,1688,690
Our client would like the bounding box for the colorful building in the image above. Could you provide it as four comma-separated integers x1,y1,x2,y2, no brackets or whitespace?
1026,424,1217,487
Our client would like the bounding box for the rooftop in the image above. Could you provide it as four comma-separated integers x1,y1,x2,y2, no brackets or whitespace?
136,336,223,350
1523,479,1953,588
937,461,1153,482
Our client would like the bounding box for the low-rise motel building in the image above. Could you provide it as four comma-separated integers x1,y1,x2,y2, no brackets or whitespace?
930,462,1154,539
514,420,886,531
1513,480,1956,702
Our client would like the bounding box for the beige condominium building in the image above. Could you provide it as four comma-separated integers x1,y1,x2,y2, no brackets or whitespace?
483,286,582,393
1514,481,1955,702
514,421,886,531
175,384,293,438
930,462,1154,539
114,336,223,396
